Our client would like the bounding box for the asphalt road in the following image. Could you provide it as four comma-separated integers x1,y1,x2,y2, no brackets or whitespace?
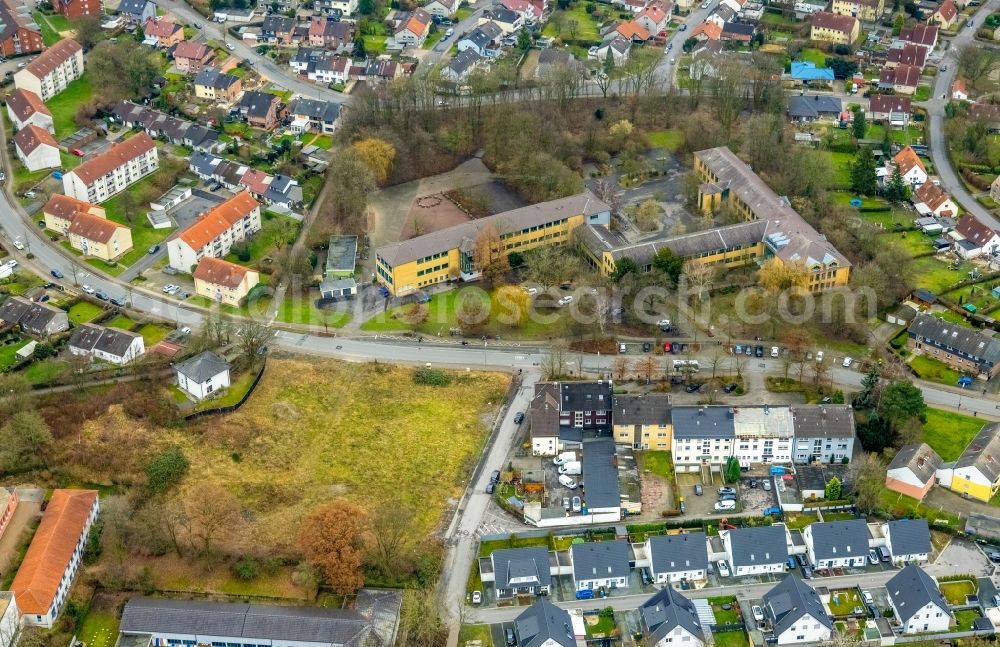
926,0,1000,230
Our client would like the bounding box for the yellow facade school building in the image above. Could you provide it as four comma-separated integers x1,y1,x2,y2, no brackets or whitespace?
580,147,851,293
374,192,612,296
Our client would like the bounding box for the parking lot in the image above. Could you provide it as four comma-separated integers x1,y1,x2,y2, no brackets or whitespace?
927,537,995,578
675,473,778,518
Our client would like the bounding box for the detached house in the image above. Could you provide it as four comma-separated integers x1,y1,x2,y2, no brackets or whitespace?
172,40,214,73
722,525,789,576
501,0,542,23
395,9,432,47
442,48,482,82
882,518,931,564
762,577,833,645
907,313,1000,380
636,5,669,35
639,588,705,647
952,215,1000,259
571,541,630,592
118,0,156,23
11,489,99,628
513,600,576,647
13,124,60,172
13,38,84,101
69,324,145,364
174,351,231,401
193,257,260,306
167,191,262,272
885,443,942,501
787,94,842,123
893,145,927,187
952,78,968,101
6,88,53,132
457,21,504,57
424,0,459,17
67,211,133,262
803,520,870,568
486,547,552,598
929,0,957,28
237,91,283,130
646,532,707,584
913,181,957,217
868,95,911,126
810,11,859,44
481,6,522,32
194,68,243,102
595,36,631,63
143,18,184,47
886,565,951,634
62,132,159,203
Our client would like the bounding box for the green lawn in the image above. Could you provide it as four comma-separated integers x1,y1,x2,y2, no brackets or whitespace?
68,301,104,325
910,255,968,293
32,12,62,46
23,358,69,385
585,612,616,637
878,487,961,527
923,408,985,461
0,338,31,370
939,580,976,605
458,625,492,647
822,511,857,522
828,151,854,187
647,129,684,152
138,323,170,347
47,76,96,138
954,609,982,631
78,611,120,647
106,315,136,330
914,85,931,101
45,13,73,30
101,177,175,271
909,354,964,386
362,34,387,54
708,596,740,623
800,48,827,66
423,27,446,48
276,294,352,327
828,589,863,616
712,631,749,647
542,3,602,42
223,213,300,267
637,451,674,479
783,513,820,530
193,366,259,410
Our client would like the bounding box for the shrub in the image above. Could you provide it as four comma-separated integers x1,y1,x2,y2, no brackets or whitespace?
146,445,190,493
413,367,451,386
234,557,259,581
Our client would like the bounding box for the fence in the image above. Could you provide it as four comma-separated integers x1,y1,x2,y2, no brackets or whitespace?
181,359,267,420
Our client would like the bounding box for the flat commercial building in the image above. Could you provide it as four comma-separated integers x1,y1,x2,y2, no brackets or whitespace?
374,192,611,296
13,38,84,100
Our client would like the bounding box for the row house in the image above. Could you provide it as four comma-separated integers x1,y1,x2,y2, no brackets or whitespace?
529,381,613,456
166,191,262,272
13,38,84,101
907,313,1000,380
291,48,351,83
62,132,160,203
886,42,927,69
192,256,260,306
111,101,222,152
878,63,920,94
0,0,44,57
172,40,214,73
236,90,283,130
261,15,296,44
899,23,938,50
69,324,145,364
307,17,354,51
143,18,184,47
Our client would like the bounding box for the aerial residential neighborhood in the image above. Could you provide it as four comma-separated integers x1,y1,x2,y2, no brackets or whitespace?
2,0,1000,643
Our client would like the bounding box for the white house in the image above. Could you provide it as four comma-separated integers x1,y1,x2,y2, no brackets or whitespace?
886,565,952,634
513,599,579,647
882,519,931,564
913,182,958,218
424,0,458,16
13,38,84,101
62,133,159,203
457,22,504,58
0,593,19,647
174,351,232,401
763,577,833,645
166,192,262,272
572,541,630,591
803,520,870,568
68,324,145,365
13,125,60,172
722,525,789,576
646,533,708,584
952,216,1000,260
11,490,99,629
893,146,928,188
594,36,631,64
635,5,668,35
639,587,705,647
5,88,54,133
394,9,432,47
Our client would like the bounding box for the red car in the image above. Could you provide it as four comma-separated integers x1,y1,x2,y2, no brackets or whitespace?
71,148,84,157
663,341,672,352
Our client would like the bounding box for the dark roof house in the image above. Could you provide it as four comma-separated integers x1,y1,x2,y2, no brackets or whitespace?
175,351,231,384
886,564,950,623
788,93,843,120
885,519,931,557
612,394,671,426
639,587,704,644
513,599,574,647
807,520,869,562
571,541,629,582
490,547,551,591
726,525,788,568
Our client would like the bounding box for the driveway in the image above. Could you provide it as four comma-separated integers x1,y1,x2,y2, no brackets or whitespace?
926,538,993,578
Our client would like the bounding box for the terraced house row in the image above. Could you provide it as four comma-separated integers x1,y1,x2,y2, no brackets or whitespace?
374,147,850,296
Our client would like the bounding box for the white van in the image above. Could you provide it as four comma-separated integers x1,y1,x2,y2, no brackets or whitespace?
558,474,578,489
770,346,779,357
553,451,576,466
714,500,736,512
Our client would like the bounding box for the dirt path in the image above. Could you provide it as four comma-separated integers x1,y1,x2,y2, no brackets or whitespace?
638,473,674,520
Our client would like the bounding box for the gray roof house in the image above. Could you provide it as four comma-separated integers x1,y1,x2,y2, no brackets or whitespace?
639,587,704,645
118,0,156,23
647,532,708,583
513,599,575,647
580,437,621,512
788,94,843,122
118,597,371,647
195,68,241,92
672,406,736,439
288,98,341,133
443,48,482,82
489,547,552,598
723,526,788,575
69,323,145,364
804,520,870,567
907,313,1000,378
883,519,931,562
762,576,833,643
0,295,69,337
571,540,630,588
886,565,952,634
791,405,855,464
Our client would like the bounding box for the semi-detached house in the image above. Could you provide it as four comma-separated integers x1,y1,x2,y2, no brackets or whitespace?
6,88,53,132
722,525,789,576
192,256,260,306
13,38,84,101
886,565,951,634
69,324,145,364
571,540,630,592
645,532,708,584
484,547,552,599
639,587,705,647
882,518,931,564
791,405,855,464
167,191,262,272
885,443,942,501
939,422,1000,502
803,519,870,568
11,489,99,628
62,132,159,203
67,210,134,262
762,576,833,645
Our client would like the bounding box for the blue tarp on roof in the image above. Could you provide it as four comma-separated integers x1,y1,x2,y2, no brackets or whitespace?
791,61,835,82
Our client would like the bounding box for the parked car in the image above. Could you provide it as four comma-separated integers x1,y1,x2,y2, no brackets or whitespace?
749,479,758,488
868,550,879,565
685,383,700,393
762,480,771,491
110,297,125,307
745,345,753,356
71,148,85,156
796,554,806,567
754,345,764,357
563,496,571,511
490,470,500,484
657,318,671,331
471,591,482,604
752,606,764,621
724,382,738,393
862,591,874,605
843,357,853,368
619,342,627,353
445,27,454,36
640,568,653,585
557,295,573,306
94,290,109,301
50,269,64,279
12,239,24,250
771,346,779,357
81,284,96,294
715,500,736,512
694,484,703,496
988,551,1000,563
718,493,737,502
24,191,36,199
716,560,731,577
878,547,890,562
485,482,495,494
148,244,160,254
513,411,524,424
642,342,651,352
504,627,516,646
559,474,578,489
803,565,814,579
226,42,235,50
816,350,824,362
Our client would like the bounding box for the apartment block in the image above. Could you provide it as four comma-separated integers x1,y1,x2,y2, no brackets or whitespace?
62,133,159,203
167,192,261,272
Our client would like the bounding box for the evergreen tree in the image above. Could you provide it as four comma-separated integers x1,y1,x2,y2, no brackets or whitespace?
885,165,909,202
857,365,880,408
850,147,879,195
852,108,867,139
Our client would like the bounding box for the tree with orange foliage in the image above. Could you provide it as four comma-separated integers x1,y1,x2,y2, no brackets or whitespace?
298,500,369,595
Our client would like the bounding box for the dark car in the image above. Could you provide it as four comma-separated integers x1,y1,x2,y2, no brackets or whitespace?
513,411,525,424
94,290,109,301
724,383,738,393
718,493,737,502
642,342,651,352
988,551,1000,563
485,482,495,494
148,244,160,255
685,383,700,393
754,345,764,357
640,568,653,585
490,470,500,484
110,297,125,307
694,484,703,496
505,628,516,646
50,269,64,279
803,566,814,579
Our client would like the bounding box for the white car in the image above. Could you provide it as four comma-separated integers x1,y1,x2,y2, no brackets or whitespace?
657,318,671,330
714,500,736,512
471,591,482,604
12,239,24,250
843,357,853,368
82,284,96,294
717,560,731,577
815,350,824,363
445,27,454,37
752,606,764,621
770,346,779,357
523,286,539,296
558,474,578,489
862,590,874,605
557,295,573,306
226,43,235,51
24,190,36,198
